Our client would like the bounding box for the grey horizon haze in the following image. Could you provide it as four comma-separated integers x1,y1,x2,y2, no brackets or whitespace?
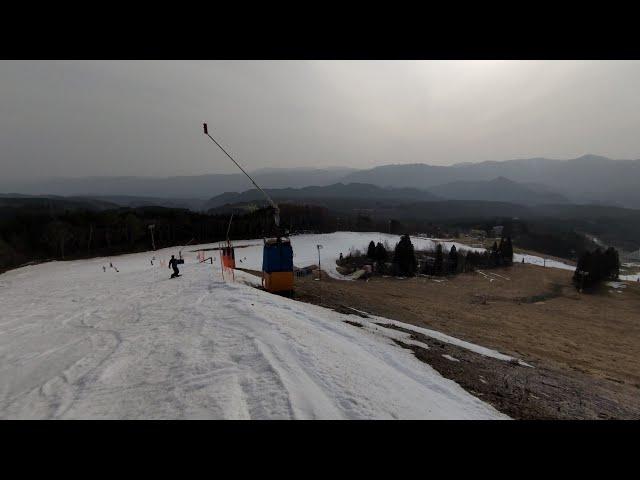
2,60,640,181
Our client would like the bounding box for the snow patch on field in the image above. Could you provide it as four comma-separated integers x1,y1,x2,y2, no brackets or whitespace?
515,252,639,282
514,253,575,271
347,308,532,368
619,273,640,282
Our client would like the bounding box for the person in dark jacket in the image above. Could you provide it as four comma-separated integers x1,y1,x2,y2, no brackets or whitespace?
169,255,180,278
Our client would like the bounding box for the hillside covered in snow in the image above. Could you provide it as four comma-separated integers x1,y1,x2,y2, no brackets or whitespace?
0,232,520,419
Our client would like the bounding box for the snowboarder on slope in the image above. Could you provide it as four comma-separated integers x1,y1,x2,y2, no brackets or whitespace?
169,255,180,278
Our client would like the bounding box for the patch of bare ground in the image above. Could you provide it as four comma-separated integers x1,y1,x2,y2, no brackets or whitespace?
292,263,640,419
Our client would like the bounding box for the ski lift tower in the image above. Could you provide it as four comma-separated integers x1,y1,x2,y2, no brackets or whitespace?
317,244,323,280
148,224,156,251
202,122,294,296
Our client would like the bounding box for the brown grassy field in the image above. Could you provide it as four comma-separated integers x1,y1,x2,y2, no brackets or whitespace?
292,263,640,418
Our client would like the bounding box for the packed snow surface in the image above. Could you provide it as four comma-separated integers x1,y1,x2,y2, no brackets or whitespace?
0,233,510,420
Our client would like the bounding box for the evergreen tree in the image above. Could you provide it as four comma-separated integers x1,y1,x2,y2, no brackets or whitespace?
448,245,458,273
393,234,417,276
604,247,620,280
502,236,514,264
490,241,499,267
573,246,621,291
367,240,376,258
591,247,605,284
374,242,387,262
434,244,444,276
574,250,594,290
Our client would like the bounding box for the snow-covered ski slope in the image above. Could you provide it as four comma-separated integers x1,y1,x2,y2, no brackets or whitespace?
1,234,511,419
213,232,486,279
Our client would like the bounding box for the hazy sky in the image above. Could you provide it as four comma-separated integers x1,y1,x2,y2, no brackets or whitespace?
2,60,640,179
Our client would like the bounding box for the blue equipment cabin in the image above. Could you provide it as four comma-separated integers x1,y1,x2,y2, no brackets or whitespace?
262,237,294,296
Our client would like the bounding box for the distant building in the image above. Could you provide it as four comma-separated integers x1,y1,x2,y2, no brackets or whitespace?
492,225,504,237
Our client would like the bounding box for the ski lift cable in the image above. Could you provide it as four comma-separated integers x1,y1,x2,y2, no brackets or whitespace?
202,123,280,227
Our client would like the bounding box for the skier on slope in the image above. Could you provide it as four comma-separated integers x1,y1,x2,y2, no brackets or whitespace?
168,255,180,278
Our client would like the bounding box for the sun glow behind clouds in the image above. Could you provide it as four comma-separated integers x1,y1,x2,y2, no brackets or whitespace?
1,60,640,178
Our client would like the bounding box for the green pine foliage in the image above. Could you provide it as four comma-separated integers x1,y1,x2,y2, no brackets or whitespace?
393,234,417,276
367,241,376,258
434,244,444,276
374,242,388,262
448,244,458,273
573,246,620,291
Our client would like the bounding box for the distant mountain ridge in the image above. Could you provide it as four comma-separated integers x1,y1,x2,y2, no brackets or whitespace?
0,167,358,200
342,155,640,207
427,177,569,205
3,155,639,208
0,195,119,212
204,183,441,210
204,177,570,211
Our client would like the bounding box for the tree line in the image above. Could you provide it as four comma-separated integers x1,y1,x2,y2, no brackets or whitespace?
0,203,331,272
359,235,514,277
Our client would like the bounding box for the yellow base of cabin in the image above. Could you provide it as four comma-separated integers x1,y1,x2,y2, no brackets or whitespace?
263,271,294,293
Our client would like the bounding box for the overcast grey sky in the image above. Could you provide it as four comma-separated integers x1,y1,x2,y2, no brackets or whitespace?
2,60,640,179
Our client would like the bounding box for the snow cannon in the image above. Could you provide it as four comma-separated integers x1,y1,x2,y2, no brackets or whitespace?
221,244,236,269
262,237,294,296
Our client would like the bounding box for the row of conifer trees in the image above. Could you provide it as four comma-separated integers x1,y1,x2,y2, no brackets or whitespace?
364,235,514,277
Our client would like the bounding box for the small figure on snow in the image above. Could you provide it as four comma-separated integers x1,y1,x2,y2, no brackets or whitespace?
169,255,180,278
103,266,106,272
